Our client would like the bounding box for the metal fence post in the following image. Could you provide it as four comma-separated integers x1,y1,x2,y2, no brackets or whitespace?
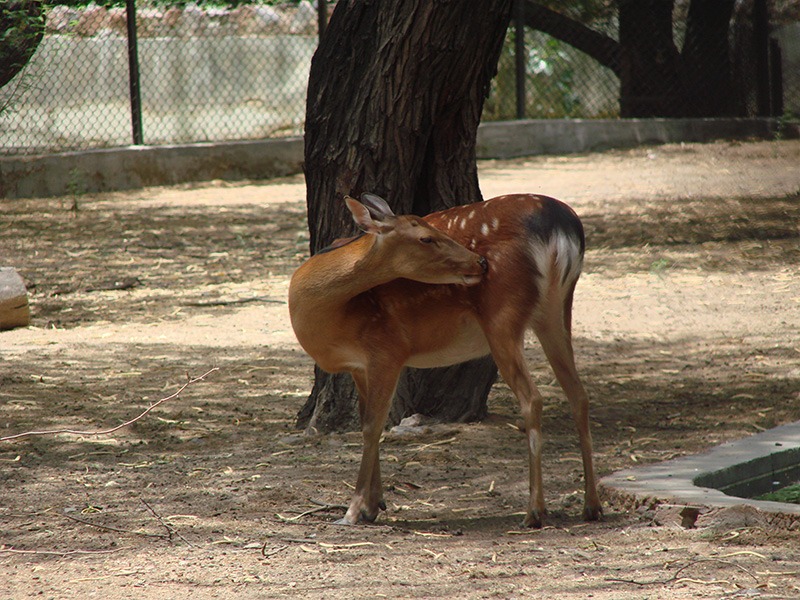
514,0,526,119
318,0,328,41
126,0,144,145
769,38,783,117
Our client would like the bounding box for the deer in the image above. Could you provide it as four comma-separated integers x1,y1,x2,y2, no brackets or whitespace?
288,192,601,527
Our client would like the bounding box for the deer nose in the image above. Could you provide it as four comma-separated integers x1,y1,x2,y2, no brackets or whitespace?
478,256,488,273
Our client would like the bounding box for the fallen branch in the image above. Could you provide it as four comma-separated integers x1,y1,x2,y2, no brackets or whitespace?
182,297,284,307
606,558,761,587
0,545,124,557
68,570,143,583
275,499,348,522
411,437,458,453
0,368,218,443
63,513,168,540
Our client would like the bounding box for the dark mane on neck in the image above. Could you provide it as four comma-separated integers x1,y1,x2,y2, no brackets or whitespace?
316,233,365,255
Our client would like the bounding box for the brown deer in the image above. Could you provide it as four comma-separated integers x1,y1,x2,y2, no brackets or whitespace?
288,192,601,527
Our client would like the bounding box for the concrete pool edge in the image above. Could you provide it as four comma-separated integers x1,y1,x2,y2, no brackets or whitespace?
599,420,800,527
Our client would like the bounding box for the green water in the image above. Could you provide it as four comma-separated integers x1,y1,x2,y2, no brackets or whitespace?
755,483,800,504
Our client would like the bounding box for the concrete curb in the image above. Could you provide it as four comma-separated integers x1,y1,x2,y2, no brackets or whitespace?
0,137,305,199
600,420,800,524
475,117,779,159
1,118,780,199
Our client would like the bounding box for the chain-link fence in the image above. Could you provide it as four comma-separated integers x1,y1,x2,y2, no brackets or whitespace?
1,1,321,155
1,1,798,157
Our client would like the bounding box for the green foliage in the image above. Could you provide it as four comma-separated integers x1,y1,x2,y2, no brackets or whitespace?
483,29,588,121
527,36,582,118
47,1,294,8
0,1,45,90
649,258,671,275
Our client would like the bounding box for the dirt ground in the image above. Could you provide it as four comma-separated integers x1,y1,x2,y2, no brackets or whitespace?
1,140,799,599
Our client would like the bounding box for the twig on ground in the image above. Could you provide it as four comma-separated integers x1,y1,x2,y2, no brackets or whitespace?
68,570,143,583
0,368,218,443
606,557,761,587
183,297,284,307
0,545,125,557
261,544,289,558
410,437,458,453
672,559,760,584
63,513,168,540
141,499,194,547
275,499,348,522
309,498,349,510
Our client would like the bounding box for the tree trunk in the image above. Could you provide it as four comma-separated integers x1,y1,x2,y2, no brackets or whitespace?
298,0,511,433
681,0,737,117
618,0,682,117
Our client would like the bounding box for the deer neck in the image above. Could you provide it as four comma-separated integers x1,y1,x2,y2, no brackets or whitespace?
290,234,395,315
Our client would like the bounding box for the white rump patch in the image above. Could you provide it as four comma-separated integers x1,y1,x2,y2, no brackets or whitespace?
529,230,583,288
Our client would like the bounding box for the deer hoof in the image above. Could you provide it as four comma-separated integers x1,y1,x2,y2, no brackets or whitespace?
583,503,603,522
359,500,386,523
523,509,545,529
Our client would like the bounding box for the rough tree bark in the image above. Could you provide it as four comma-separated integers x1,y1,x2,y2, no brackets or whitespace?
297,0,512,433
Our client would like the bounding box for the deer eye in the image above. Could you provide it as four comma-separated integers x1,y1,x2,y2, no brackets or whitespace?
420,236,434,244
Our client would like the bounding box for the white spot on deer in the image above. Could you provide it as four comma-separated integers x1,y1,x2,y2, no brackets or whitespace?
491,217,499,231
480,223,489,236
468,210,476,220
460,219,467,230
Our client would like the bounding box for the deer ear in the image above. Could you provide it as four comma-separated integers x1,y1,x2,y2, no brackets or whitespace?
359,193,395,221
345,196,393,234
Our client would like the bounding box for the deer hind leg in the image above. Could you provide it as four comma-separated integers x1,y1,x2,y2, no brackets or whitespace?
339,367,398,525
532,285,602,522
487,330,548,528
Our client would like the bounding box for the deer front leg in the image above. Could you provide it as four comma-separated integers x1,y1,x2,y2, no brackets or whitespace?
338,369,397,525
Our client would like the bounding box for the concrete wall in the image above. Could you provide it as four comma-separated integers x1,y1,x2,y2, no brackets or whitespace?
775,23,800,116
0,35,315,152
0,118,782,199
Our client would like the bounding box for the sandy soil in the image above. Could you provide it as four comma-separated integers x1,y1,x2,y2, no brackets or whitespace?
1,140,799,599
